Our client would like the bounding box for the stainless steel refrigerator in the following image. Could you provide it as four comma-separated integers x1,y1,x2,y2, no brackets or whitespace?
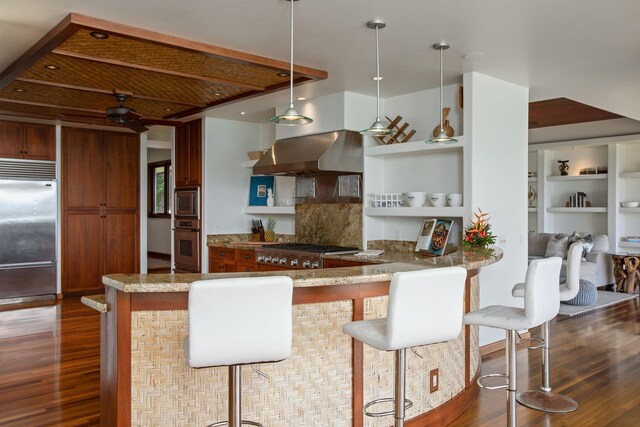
0,176,57,300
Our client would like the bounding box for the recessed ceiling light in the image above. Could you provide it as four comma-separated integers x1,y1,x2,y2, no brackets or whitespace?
214,93,222,96
277,72,290,77
372,76,383,81
14,88,26,93
296,97,306,101
239,111,246,115
44,64,60,70
165,108,172,112
90,31,109,40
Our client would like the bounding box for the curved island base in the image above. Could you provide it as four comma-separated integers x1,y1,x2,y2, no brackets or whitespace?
96,250,501,426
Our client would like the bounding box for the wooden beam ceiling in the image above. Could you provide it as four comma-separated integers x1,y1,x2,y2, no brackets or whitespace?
529,97,623,129
0,13,327,128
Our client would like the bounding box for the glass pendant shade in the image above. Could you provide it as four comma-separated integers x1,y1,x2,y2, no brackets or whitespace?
427,42,457,144
271,0,312,126
361,20,394,136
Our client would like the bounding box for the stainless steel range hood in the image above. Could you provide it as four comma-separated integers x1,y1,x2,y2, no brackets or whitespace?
253,130,363,176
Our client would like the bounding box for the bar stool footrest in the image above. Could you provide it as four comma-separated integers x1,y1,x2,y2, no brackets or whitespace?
208,421,263,426
363,397,413,417
517,336,545,350
477,373,509,390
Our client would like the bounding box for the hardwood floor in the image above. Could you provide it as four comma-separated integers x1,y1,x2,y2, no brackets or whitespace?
0,296,637,426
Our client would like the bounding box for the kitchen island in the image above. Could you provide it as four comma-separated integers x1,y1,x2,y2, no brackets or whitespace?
93,248,502,426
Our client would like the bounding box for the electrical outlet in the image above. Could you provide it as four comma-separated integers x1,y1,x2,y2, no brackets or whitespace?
430,369,439,393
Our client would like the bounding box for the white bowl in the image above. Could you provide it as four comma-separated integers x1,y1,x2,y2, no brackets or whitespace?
446,193,462,207
403,192,427,207
428,193,447,207
621,201,640,208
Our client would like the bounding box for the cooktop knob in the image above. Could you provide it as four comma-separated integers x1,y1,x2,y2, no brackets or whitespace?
264,256,272,263
272,257,279,264
257,256,265,262
291,259,299,267
311,261,320,269
279,258,287,265
303,260,311,268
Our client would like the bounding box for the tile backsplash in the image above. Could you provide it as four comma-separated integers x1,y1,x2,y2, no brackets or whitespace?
295,204,362,248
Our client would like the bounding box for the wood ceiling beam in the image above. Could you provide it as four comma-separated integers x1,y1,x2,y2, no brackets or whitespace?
529,97,623,128
68,13,328,80
0,98,105,115
15,77,206,108
52,49,266,92
0,16,80,90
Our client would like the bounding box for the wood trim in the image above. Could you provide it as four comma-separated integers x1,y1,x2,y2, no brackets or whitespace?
67,13,328,79
0,15,78,89
16,77,206,108
351,298,364,427
0,97,105,115
147,251,171,261
52,49,265,91
480,331,531,357
129,281,392,311
529,97,623,129
102,287,132,426
406,371,480,426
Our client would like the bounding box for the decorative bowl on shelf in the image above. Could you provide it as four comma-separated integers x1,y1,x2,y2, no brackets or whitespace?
403,192,427,207
621,201,640,208
428,193,446,207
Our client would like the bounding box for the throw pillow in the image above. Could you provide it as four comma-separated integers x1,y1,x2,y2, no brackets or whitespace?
545,234,569,258
568,232,594,260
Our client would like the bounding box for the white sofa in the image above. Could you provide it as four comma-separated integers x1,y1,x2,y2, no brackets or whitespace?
528,232,614,287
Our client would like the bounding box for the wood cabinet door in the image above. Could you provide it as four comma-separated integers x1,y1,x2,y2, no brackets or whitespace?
62,128,104,209
0,120,23,159
174,125,190,186
104,212,139,276
209,258,236,272
23,124,55,160
187,119,202,185
103,132,139,210
63,212,103,292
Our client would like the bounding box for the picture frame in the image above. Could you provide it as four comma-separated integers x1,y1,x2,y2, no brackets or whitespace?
248,176,275,206
415,219,436,252
426,219,453,256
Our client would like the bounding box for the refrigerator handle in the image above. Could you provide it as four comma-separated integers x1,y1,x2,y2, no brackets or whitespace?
0,261,56,271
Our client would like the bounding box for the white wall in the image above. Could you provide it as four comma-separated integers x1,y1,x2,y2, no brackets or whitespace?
203,117,294,239
464,72,529,346
147,147,172,255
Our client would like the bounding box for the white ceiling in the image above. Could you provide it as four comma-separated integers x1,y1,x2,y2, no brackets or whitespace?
1,0,640,124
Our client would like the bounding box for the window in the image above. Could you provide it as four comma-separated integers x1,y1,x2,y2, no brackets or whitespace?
148,160,171,217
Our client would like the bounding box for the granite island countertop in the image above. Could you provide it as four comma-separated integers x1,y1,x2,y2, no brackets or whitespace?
103,247,502,293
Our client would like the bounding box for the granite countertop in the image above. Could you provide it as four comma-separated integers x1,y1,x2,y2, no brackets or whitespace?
103,247,502,293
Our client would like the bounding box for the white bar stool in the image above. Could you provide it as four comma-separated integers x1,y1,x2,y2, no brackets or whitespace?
342,267,467,427
464,257,562,427
185,276,293,427
511,242,581,413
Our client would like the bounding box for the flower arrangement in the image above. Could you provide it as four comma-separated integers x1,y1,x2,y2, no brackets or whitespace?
462,208,496,249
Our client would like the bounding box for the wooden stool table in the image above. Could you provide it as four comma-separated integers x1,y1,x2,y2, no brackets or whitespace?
610,253,640,293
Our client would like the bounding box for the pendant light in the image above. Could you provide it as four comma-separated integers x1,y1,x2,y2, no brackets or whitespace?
271,0,312,125
427,42,457,144
360,20,394,136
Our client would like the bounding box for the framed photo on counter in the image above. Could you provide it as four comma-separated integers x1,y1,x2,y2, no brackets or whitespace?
427,219,453,256
248,176,275,206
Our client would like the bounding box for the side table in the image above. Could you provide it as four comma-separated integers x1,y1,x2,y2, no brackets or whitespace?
610,253,640,293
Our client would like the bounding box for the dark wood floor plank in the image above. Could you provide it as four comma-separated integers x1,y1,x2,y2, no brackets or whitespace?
0,296,638,426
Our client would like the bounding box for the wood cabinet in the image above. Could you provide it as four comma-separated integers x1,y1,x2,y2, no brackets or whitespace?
0,121,55,160
208,247,259,273
62,128,140,293
175,119,202,187
323,258,364,268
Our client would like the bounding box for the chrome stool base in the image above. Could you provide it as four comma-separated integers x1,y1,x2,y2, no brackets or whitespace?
516,390,578,413
364,397,413,417
209,422,262,427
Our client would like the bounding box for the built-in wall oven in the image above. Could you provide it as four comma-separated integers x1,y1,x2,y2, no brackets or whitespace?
174,187,199,217
174,218,200,272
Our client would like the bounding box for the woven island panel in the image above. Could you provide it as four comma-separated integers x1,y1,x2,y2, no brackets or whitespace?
131,301,353,427
469,275,480,381
362,296,466,427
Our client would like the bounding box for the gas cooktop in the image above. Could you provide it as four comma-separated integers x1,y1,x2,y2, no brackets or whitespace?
255,243,360,269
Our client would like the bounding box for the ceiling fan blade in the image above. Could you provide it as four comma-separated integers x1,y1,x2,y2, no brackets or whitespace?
125,120,150,133
121,110,142,121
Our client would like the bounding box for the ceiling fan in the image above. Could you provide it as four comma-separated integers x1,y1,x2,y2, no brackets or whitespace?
106,93,151,133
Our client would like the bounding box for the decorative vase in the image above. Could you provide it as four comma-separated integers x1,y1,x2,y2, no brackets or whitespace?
432,107,454,137
266,188,275,207
558,160,569,176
